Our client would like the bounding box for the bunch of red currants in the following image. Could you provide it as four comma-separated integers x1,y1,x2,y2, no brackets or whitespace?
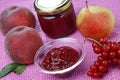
87,38,120,78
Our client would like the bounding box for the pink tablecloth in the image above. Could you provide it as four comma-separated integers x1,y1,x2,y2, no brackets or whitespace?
0,0,120,80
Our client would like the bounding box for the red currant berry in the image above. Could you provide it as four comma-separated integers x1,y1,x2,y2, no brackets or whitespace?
93,46,101,54
98,65,108,73
87,70,93,77
101,60,109,67
94,61,101,67
97,56,104,62
102,43,110,53
99,38,107,45
90,65,98,72
101,52,109,58
109,52,117,59
110,42,118,51
118,42,120,49
116,43,120,50
107,59,112,66
112,58,119,65
117,50,120,57
92,42,99,48
93,72,102,78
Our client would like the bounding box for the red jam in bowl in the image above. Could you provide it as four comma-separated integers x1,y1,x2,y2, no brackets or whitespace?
40,46,80,71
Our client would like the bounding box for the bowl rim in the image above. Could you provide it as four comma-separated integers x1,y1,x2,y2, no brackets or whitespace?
34,37,86,74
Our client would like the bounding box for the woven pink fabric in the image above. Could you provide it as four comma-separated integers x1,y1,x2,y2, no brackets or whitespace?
0,0,120,80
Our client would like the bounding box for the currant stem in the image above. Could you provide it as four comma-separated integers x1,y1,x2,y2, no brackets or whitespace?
85,38,103,46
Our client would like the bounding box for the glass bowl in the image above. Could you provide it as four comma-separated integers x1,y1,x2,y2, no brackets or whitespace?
34,38,85,75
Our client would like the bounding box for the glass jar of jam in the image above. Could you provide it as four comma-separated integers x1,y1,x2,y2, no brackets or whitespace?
34,0,76,38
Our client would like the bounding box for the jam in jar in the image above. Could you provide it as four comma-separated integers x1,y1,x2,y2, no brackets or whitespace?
34,0,76,38
40,46,80,71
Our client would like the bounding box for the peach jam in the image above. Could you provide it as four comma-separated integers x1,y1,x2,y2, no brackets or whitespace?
34,0,76,38
40,46,80,71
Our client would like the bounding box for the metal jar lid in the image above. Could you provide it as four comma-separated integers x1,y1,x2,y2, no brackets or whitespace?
34,0,71,15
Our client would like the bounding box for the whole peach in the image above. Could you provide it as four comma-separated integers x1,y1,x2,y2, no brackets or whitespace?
0,6,36,35
4,26,43,64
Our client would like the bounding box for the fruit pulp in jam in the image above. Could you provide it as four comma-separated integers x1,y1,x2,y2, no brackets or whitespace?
40,46,80,71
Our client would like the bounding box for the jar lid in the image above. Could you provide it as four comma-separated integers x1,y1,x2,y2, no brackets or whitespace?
34,0,71,15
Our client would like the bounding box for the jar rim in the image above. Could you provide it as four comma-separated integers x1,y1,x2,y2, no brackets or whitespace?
34,0,71,15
